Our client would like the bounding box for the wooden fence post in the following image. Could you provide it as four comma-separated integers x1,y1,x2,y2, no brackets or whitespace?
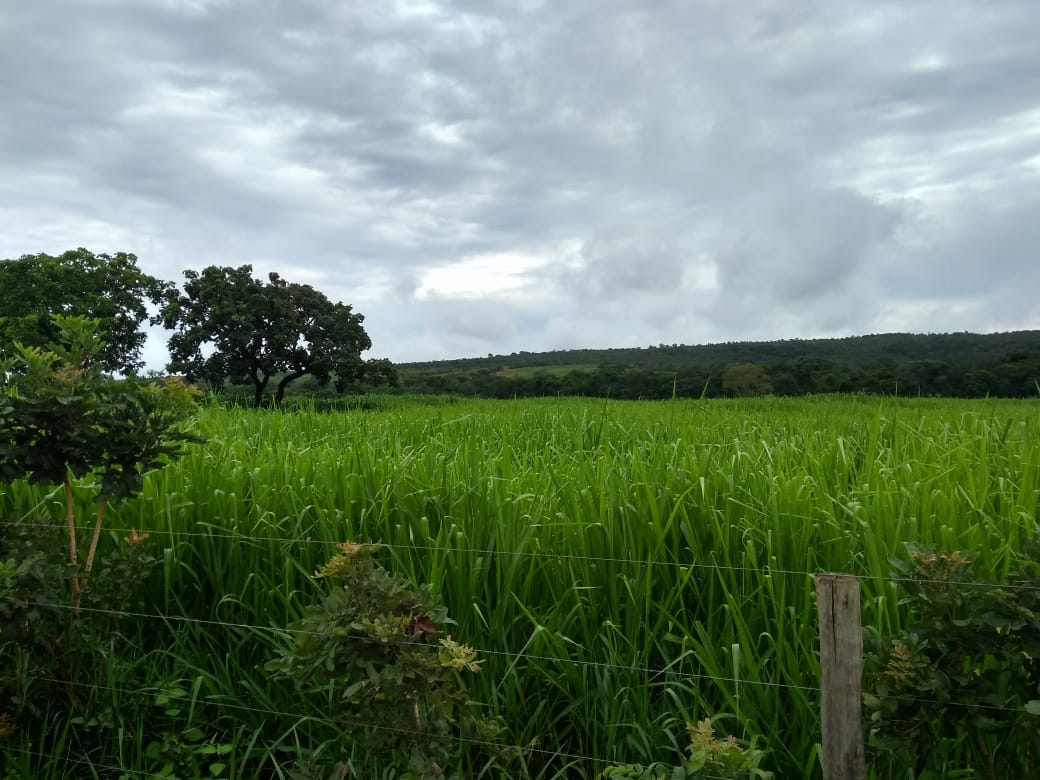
815,573,865,780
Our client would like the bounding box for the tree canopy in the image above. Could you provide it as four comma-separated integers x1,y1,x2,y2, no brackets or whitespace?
163,265,393,407
0,248,171,374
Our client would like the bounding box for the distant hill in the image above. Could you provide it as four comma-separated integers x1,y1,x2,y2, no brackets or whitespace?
395,331,1040,399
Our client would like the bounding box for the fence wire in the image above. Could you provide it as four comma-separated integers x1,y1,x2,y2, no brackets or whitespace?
16,599,821,694
4,673,746,780
4,517,1039,593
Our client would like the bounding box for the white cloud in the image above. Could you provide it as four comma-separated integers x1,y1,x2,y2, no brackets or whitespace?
415,249,552,299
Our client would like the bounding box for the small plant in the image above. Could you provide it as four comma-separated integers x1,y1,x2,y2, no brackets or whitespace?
601,717,773,779
864,543,1040,779
136,683,235,780
0,315,203,610
266,542,504,778
1,521,162,734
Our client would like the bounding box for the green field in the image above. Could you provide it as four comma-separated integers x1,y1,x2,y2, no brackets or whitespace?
3,395,1039,778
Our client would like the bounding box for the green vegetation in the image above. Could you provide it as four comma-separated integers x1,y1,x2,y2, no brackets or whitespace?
5,247,1039,403
603,718,773,779
398,333,1040,399
865,545,1040,778
2,393,1038,777
163,265,397,407
0,248,171,374
266,542,504,778
0,316,202,609
1,250,397,404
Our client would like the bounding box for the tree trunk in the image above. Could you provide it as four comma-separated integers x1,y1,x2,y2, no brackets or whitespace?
252,372,269,408
85,495,110,575
275,371,308,407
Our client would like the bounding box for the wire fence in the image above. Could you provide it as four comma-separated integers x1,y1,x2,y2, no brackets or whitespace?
16,598,822,694
11,665,1024,780
3,513,1039,779
3,517,1038,593
7,675,622,771
5,671,748,780
10,595,1032,718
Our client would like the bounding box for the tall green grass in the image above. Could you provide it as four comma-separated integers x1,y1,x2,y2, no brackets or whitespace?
2,394,1038,777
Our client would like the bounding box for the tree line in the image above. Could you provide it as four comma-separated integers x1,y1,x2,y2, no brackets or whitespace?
0,248,397,407
406,331,1040,373
4,248,1038,404
399,346,1040,399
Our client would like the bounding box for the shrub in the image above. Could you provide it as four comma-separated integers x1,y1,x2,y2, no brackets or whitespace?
0,315,202,610
266,542,506,778
864,544,1040,779
601,717,773,779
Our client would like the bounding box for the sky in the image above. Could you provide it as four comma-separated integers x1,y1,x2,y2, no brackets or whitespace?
2,1,1039,368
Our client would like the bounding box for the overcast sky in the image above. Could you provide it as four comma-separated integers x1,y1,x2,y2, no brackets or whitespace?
2,1,1039,367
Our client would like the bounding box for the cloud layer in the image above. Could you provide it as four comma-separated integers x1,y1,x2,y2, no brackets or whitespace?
2,0,1038,365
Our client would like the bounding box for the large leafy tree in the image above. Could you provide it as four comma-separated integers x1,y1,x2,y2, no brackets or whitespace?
163,265,392,407
0,248,172,374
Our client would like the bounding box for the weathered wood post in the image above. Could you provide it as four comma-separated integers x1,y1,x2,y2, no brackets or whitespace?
815,573,865,780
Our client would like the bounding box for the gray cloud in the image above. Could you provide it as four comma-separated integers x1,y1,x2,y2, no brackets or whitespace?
2,0,1039,364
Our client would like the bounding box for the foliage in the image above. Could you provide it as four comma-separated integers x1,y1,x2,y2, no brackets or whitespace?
0,248,172,374
163,265,396,407
1,520,159,739
0,315,203,604
0,313,215,776
722,363,773,397
266,542,502,778
398,332,1040,399
137,681,237,780
1,521,241,780
864,544,1040,779
602,718,773,779
1,395,1038,777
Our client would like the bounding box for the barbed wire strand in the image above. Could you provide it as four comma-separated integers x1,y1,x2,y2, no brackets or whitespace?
12,670,1031,720
3,517,1038,593
17,599,820,694
3,745,155,778
3,677,743,780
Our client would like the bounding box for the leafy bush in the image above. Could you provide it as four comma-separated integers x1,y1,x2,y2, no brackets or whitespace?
601,717,773,779
0,316,204,770
0,315,202,567
267,542,506,779
865,544,1040,779
1,520,158,738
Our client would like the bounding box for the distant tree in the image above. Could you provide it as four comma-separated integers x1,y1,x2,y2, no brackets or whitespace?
722,363,773,397
0,248,172,374
767,365,801,396
360,358,399,390
163,265,394,407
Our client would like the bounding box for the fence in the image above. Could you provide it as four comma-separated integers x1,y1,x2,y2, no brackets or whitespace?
2,519,1035,779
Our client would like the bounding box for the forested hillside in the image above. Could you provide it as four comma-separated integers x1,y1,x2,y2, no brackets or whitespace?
395,331,1040,399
